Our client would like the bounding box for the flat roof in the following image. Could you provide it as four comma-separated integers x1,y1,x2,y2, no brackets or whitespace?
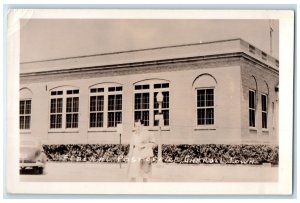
20,38,279,74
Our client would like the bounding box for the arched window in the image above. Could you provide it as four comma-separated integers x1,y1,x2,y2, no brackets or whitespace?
49,86,79,130
133,79,170,127
193,74,217,126
89,82,123,129
249,76,258,127
20,88,32,130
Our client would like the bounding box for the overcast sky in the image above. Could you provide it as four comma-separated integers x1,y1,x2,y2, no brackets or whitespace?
20,19,279,63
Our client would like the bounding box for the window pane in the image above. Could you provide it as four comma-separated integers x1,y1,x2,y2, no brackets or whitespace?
116,112,122,125
108,87,115,92
50,99,56,113
73,97,79,112
57,98,63,113
115,95,122,110
249,109,255,127
20,101,25,114
97,96,104,111
262,112,267,128
116,86,122,91
72,114,78,128
249,91,255,109
262,95,267,111
162,83,169,88
20,116,24,129
197,90,206,107
135,111,141,123
162,92,169,108
142,85,150,89
96,113,103,127
108,95,115,111
163,110,169,126
206,108,214,125
142,111,149,126
154,84,161,89
108,112,115,127
56,114,62,128
66,114,72,128
135,85,142,90
66,98,72,113
90,113,96,128
50,115,56,129
153,92,159,109
25,116,31,129
197,109,205,125
90,96,96,111
25,100,31,114
135,94,141,109
142,93,149,109
206,89,214,106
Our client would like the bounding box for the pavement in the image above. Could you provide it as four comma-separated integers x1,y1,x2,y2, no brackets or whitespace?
20,162,278,182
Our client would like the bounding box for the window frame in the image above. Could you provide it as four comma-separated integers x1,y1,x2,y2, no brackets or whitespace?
194,87,215,129
88,83,123,132
261,93,268,129
249,89,256,128
48,88,80,133
19,98,32,132
133,80,170,131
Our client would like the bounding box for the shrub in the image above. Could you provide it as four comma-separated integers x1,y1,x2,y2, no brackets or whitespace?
42,144,279,165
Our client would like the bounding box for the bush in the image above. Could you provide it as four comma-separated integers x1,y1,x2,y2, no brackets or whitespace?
162,144,279,165
42,144,278,165
43,144,130,163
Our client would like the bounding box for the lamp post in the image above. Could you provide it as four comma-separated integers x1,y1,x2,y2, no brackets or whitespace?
155,92,164,166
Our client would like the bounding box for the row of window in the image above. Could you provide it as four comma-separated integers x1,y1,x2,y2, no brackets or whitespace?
19,84,268,131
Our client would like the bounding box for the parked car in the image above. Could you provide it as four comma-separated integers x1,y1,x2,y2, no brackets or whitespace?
20,139,46,174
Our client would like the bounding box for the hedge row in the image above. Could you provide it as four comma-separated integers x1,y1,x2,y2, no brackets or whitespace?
162,144,279,165
43,144,130,162
42,144,279,165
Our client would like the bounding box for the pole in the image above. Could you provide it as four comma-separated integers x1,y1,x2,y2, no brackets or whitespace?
269,20,273,56
157,102,163,166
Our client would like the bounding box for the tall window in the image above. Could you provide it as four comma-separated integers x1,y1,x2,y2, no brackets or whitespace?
134,85,150,126
20,99,31,129
249,90,256,127
134,81,170,127
50,88,79,129
261,94,268,129
196,89,214,125
89,84,122,128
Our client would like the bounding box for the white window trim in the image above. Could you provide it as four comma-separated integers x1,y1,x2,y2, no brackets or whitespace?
194,87,216,130
133,80,170,130
20,98,32,134
261,93,268,130
249,89,257,130
48,88,80,133
88,83,123,131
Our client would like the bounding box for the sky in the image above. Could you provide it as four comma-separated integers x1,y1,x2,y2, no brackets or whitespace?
20,19,279,63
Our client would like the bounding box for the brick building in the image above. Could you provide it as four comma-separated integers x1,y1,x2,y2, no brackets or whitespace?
19,39,279,146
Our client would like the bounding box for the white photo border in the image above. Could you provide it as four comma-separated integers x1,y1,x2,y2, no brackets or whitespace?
5,9,294,195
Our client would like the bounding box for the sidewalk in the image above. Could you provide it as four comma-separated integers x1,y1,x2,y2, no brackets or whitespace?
20,162,278,182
